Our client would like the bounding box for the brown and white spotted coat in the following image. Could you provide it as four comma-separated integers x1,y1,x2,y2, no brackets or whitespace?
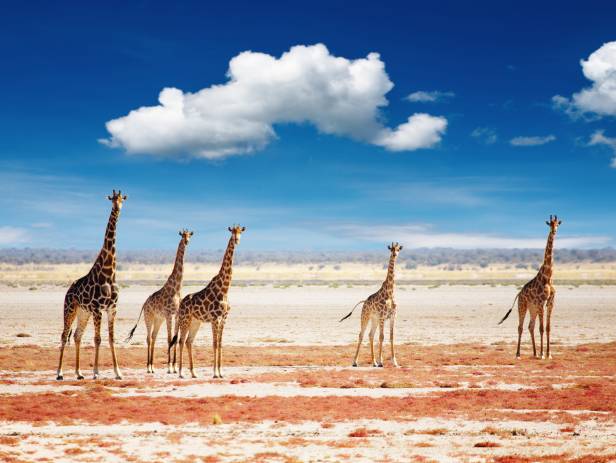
127,230,193,374
56,190,127,380
341,242,403,368
499,215,561,360
170,225,245,379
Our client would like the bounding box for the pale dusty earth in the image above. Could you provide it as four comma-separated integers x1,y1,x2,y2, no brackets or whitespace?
2,284,616,347
1,284,616,462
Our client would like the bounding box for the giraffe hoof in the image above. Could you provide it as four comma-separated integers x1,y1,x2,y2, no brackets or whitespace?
392,362,400,368
115,375,123,380
179,374,184,379
352,362,358,367
515,355,521,360
56,375,64,381
77,374,85,380
93,374,99,380
377,363,384,368
548,355,553,360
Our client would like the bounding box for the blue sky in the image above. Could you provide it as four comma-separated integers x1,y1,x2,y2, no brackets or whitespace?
1,1,615,251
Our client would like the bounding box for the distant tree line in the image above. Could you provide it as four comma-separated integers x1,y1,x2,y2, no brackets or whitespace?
1,247,615,266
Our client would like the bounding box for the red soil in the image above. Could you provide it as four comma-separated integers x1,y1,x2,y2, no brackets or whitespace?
1,380,614,426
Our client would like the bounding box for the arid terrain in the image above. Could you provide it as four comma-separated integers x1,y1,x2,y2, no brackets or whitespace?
1,265,616,462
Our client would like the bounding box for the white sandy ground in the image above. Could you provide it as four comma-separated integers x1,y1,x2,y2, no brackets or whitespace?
0,367,537,398
2,418,616,463
2,284,616,348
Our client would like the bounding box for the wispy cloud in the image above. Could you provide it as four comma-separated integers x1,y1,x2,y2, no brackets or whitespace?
471,127,498,145
351,178,530,208
406,90,455,103
510,135,556,147
0,226,29,245
331,223,611,249
589,130,616,167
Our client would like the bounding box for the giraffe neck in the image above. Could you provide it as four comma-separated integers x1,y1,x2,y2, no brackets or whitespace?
382,253,397,294
217,237,236,294
94,206,120,281
165,239,186,292
540,229,556,281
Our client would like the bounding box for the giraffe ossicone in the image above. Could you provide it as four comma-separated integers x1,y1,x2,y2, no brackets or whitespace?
56,190,127,381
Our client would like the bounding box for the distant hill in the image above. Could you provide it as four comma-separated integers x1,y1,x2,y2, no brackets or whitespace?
1,248,615,266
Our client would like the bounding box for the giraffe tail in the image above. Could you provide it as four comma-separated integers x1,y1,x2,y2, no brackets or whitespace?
168,313,181,353
66,328,73,346
498,292,521,325
125,304,145,343
339,300,365,322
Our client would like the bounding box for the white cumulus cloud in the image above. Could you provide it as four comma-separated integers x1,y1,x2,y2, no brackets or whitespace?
553,41,616,118
406,90,455,103
101,44,447,159
510,135,556,147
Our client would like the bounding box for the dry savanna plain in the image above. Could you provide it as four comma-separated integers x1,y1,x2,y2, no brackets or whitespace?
1,261,616,462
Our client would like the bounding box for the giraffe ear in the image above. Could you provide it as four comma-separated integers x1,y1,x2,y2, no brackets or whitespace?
179,231,183,236
558,220,562,225
399,245,403,251
107,195,113,200
190,231,194,236
228,227,232,232
123,195,128,200
387,245,392,251
546,221,550,226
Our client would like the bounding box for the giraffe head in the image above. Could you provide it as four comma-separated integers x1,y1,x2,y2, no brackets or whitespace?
387,242,403,258
228,225,246,245
545,214,562,233
179,229,194,245
107,189,127,211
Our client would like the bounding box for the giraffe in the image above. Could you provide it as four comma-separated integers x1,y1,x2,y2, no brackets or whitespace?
56,190,127,380
340,242,403,368
169,225,245,379
126,229,193,374
499,215,561,360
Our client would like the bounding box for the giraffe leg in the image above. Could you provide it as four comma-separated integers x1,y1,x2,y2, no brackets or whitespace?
145,310,154,373
186,318,201,379
377,319,385,367
538,306,545,360
390,317,399,367
107,309,122,380
516,299,528,359
177,316,189,379
369,319,378,367
73,308,90,380
211,322,219,378
149,317,163,374
528,309,538,359
216,319,225,378
546,289,555,360
352,309,369,367
92,311,102,379
57,297,78,380
165,314,175,374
